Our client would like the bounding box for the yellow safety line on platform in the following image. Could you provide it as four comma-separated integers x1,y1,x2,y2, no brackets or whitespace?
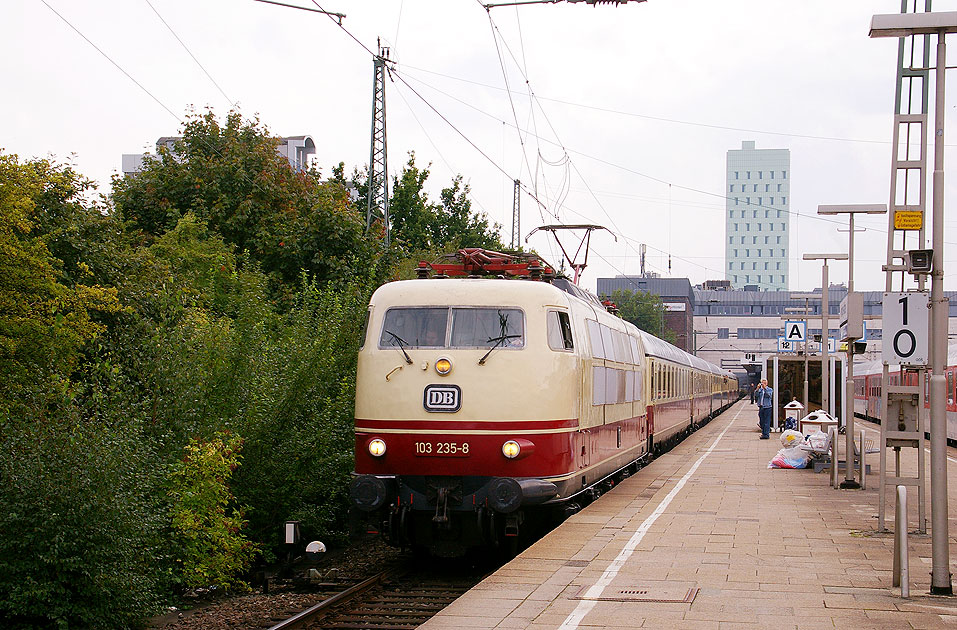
558,403,744,630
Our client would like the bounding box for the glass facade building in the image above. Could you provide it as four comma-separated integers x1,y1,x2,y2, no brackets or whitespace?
725,141,790,291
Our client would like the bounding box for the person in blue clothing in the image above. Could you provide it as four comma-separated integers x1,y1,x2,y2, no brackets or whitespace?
756,378,773,439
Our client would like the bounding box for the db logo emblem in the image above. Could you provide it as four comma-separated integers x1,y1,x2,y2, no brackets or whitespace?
423,385,461,413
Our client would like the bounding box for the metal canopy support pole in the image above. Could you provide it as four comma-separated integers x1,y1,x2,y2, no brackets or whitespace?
845,214,858,487
773,355,779,431
929,30,952,596
822,263,830,417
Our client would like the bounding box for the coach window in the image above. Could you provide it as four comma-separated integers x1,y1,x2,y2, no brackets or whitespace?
547,310,574,351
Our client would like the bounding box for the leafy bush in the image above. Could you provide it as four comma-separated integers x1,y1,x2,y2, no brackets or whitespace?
0,413,166,630
167,432,258,592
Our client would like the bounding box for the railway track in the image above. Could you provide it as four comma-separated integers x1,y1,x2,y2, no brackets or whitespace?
266,566,483,630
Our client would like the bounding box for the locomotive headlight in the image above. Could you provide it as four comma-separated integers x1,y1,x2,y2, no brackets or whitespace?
435,357,453,375
502,440,521,459
368,438,387,457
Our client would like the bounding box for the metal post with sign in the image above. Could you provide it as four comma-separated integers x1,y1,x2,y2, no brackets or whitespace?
869,8,935,537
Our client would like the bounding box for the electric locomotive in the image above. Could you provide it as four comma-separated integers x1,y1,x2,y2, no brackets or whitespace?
349,249,736,557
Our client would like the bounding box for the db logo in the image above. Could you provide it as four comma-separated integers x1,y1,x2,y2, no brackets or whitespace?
423,385,461,412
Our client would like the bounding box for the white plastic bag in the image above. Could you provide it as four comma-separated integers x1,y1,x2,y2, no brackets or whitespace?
806,430,829,451
780,429,804,448
768,445,810,469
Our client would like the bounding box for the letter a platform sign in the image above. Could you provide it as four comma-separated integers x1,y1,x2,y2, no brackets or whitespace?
882,291,929,366
784,321,806,343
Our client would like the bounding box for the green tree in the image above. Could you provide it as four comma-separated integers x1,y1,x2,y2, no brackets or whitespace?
0,153,122,418
608,288,677,345
111,109,381,296
388,153,503,252
168,432,258,592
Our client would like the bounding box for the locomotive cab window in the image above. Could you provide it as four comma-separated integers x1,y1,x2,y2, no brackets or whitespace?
546,310,574,351
380,307,448,348
450,307,524,348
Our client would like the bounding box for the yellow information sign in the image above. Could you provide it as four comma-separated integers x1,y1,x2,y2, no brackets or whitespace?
894,210,923,230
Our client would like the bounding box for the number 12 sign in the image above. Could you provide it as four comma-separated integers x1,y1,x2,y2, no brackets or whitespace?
882,291,929,366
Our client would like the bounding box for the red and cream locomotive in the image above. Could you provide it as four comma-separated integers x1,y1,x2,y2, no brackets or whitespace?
349,250,737,557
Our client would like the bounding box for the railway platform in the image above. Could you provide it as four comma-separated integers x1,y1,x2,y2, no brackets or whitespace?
420,399,957,629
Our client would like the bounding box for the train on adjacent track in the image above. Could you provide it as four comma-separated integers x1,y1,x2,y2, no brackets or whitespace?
852,346,957,442
348,249,738,557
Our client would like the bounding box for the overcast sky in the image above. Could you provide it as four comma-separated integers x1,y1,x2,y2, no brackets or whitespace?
6,0,957,293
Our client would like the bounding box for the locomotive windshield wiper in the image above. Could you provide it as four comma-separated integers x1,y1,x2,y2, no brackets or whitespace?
384,330,413,365
478,333,520,365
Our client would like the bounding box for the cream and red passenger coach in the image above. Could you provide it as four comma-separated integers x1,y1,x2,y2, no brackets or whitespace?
349,250,737,556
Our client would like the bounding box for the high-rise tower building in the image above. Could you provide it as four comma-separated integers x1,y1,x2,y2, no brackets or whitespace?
725,141,790,291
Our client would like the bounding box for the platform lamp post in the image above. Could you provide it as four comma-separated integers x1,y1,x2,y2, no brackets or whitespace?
802,254,847,423
870,11,956,595
818,204,887,490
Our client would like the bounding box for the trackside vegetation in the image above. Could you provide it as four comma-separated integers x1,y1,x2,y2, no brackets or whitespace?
0,109,504,628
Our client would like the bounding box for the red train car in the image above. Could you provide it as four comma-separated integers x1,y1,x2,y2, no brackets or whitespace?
853,348,957,441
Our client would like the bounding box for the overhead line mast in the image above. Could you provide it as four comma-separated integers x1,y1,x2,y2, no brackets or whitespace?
367,40,392,245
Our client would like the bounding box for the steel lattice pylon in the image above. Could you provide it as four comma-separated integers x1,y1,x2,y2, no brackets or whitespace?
367,41,391,245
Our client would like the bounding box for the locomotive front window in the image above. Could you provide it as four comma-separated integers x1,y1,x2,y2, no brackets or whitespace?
379,307,449,348
379,307,524,349
450,308,524,348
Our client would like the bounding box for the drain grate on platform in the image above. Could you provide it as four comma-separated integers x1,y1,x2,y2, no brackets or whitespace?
564,560,590,567
573,585,698,603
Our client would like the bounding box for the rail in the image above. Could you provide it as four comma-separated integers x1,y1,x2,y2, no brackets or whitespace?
265,570,390,630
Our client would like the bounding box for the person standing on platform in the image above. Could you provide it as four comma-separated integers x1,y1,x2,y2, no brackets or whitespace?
756,379,773,439
748,383,755,404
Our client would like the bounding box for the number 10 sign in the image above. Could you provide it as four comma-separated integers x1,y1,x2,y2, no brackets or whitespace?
882,291,929,366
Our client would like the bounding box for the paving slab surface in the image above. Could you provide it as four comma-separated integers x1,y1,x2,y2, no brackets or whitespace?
421,400,957,629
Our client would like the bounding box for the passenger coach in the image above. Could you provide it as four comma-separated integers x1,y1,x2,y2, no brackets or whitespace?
349,250,736,557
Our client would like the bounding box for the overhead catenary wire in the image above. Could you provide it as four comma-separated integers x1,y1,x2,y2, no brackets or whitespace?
38,0,321,225
397,63,942,148
391,83,494,219
143,0,237,108
394,68,957,251
477,4,652,272
47,0,947,280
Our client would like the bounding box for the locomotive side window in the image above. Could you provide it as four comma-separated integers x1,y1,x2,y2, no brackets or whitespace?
592,366,606,405
546,310,574,351
600,326,615,362
359,308,371,349
380,307,448,348
587,320,604,358
450,307,524,348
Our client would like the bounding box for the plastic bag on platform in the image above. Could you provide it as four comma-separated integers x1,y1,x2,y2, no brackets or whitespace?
806,430,829,451
768,445,810,469
780,429,804,448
